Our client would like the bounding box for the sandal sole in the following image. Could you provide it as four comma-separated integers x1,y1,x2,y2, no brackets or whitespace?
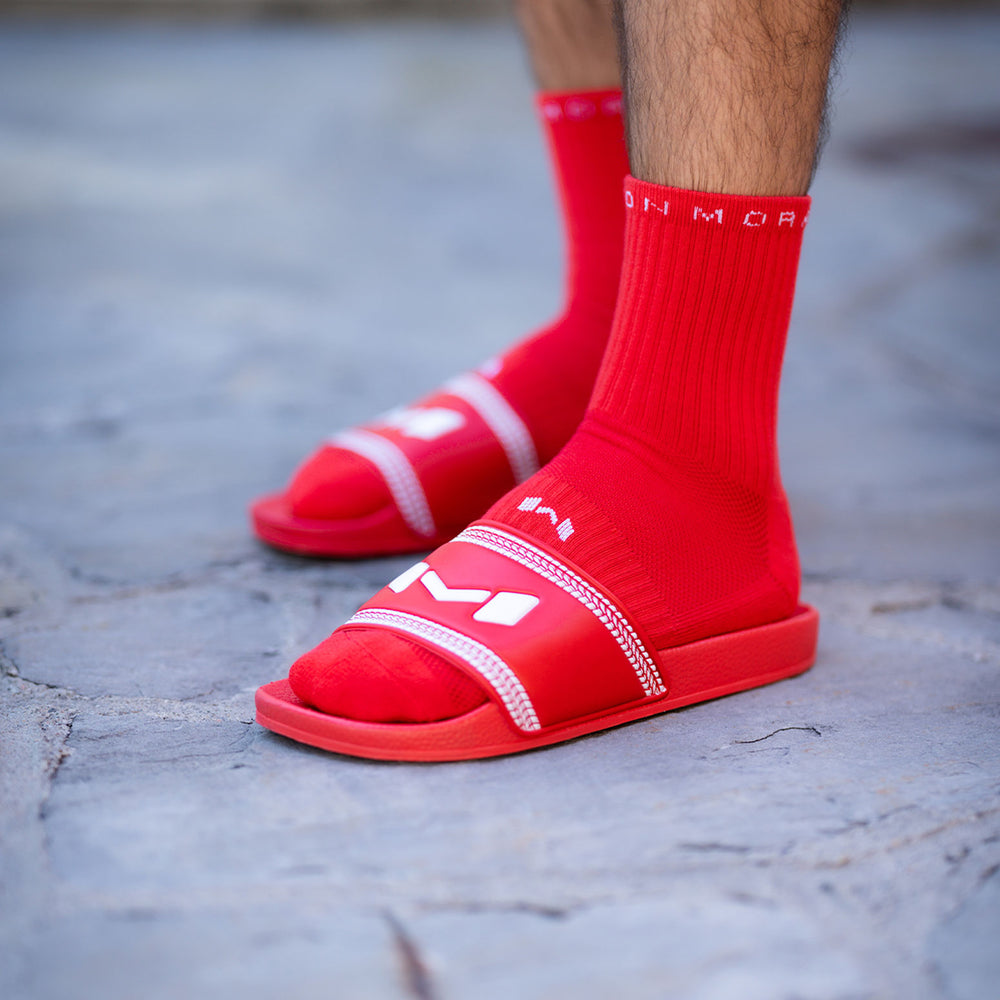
255,604,819,761
250,493,456,558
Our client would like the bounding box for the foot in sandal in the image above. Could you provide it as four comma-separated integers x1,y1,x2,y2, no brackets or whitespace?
256,180,820,760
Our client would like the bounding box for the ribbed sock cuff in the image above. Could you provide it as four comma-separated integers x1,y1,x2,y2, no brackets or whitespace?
623,175,810,232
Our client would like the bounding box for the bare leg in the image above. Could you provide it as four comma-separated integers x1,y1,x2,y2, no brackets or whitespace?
616,0,846,194
515,0,621,92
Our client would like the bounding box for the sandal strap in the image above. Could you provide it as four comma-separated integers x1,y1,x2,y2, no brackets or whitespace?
347,607,541,732
457,525,663,694
343,522,666,733
444,373,539,483
328,375,537,540
329,429,436,538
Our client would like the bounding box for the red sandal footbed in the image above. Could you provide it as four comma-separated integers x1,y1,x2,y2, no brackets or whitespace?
255,521,818,761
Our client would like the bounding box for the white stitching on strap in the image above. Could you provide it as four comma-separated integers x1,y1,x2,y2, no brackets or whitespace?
345,608,541,732
330,429,436,538
456,525,665,697
445,373,540,484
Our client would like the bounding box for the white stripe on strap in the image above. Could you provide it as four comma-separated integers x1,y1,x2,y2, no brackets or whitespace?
456,525,665,697
445,373,539,484
346,607,541,732
330,429,436,538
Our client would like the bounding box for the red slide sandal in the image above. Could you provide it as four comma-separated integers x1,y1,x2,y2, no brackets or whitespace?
251,374,539,558
256,521,818,761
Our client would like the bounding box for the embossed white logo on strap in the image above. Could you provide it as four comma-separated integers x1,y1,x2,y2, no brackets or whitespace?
330,429,436,538
474,592,539,626
386,561,539,627
421,570,489,604
379,406,465,441
445,373,539,484
345,608,541,732
456,525,665,697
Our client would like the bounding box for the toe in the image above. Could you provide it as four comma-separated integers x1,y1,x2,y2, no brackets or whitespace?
286,445,391,520
288,627,488,723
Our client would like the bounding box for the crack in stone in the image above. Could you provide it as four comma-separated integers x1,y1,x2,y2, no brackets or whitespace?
419,900,573,921
69,577,205,603
803,580,1000,663
819,818,871,836
38,708,76,826
62,552,260,593
144,726,257,763
735,726,822,744
63,556,376,606
679,842,753,854
974,862,999,889
870,598,937,615
64,557,266,602
805,807,1000,870
1,675,255,725
0,639,20,677
384,911,436,1000
44,713,74,784
944,846,971,866
942,593,1000,621
1,649,80,695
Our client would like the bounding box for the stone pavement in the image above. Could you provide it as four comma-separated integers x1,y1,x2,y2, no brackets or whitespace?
1,11,998,999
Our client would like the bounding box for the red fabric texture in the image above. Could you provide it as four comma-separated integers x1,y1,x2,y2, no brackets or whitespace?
491,89,629,461
291,629,487,723
290,175,811,727
494,179,811,650
284,89,629,532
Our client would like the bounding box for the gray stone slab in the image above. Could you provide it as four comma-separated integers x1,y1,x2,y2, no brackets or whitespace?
10,907,401,1000
0,524,415,698
3,567,371,699
18,613,998,997
0,680,74,1000
408,900,869,1000
929,868,1000,1000
36,614,995,896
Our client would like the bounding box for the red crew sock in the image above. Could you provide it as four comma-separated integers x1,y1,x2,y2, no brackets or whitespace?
291,176,811,724
285,89,629,532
